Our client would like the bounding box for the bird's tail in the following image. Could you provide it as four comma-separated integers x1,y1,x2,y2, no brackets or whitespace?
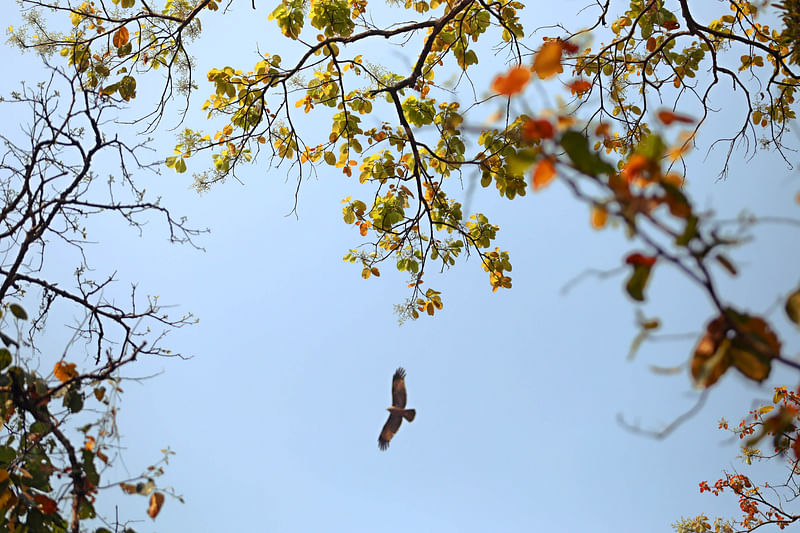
402,409,416,422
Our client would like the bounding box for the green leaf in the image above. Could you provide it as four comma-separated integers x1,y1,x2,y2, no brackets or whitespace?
785,287,800,327
174,158,187,173
625,265,652,302
636,134,666,160
83,449,100,486
0,445,16,465
9,304,27,320
65,387,84,413
0,348,10,370
560,131,614,177
78,498,96,519
0,332,15,347
675,215,698,246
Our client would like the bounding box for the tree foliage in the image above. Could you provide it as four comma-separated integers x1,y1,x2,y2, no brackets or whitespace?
0,68,196,531
4,0,800,530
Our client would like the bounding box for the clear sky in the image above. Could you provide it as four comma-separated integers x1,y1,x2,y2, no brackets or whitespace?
2,1,800,532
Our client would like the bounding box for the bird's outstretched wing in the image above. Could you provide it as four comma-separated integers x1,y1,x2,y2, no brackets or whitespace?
391,367,407,408
378,412,403,450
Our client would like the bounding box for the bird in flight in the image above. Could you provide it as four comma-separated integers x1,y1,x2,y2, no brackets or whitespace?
378,367,416,450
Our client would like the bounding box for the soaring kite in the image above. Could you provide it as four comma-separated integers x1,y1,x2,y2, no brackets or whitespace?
378,367,416,450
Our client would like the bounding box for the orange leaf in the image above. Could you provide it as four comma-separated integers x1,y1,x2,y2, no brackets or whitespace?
532,158,557,190
112,26,129,48
147,492,165,519
533,41,563,79
521,119,554,141
657,110,695,125
222,124,233,135
490,66,531,96
646,37,657,52
621,154,651,183
54,361,78,383
567,79,591,96
662,20,680,30
590,205,608,229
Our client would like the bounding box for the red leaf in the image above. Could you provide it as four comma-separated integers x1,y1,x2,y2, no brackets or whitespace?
33,494,58,514
625,253,657,267
562,40,580,54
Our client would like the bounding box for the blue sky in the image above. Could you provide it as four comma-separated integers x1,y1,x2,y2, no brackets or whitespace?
3,1,800,532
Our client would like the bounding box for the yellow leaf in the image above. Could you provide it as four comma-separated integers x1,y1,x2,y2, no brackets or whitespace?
533,41,563,79
758,405,774,415
0,488,17,512
590,205,608,229
361,268,371,279
222,124,233,136
147,492,165,519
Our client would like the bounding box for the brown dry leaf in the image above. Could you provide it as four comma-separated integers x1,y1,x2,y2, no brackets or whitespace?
147,492,165,519
728,315,780,382
691,316,731,387
112,26,129,48
120,482,138,494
